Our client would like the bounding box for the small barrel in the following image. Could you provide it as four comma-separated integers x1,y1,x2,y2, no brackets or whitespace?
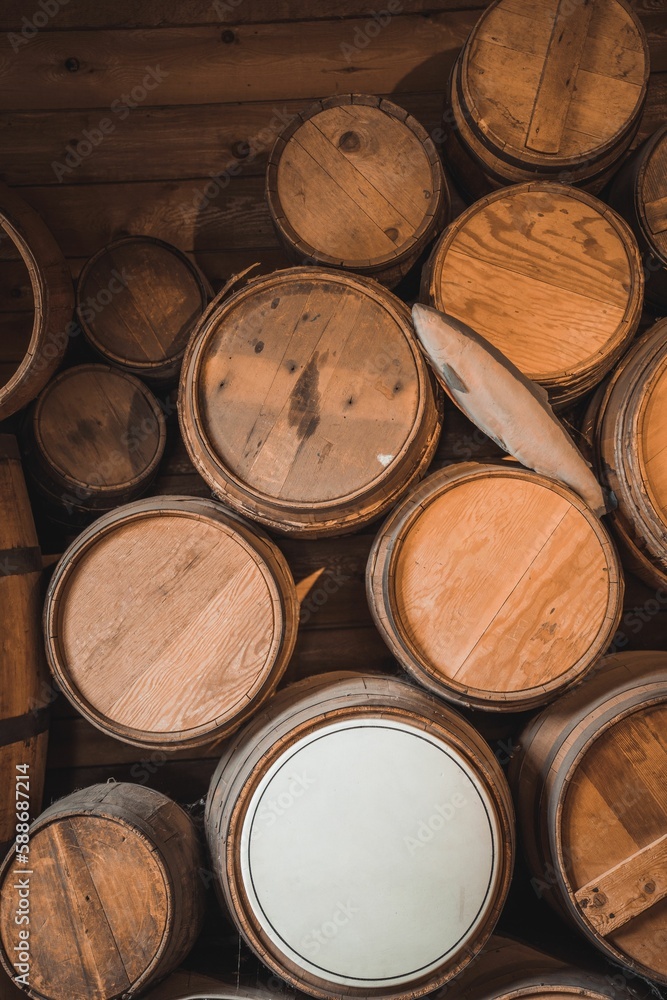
0,181,73,420
179,266,442,536
22,364,167,527
266,94,449,288
77,236,210,383
447,935,641,1000
44,496,299,749
420,182,643,406
206,671,514,1000
445,0,649,201
0,436,49,856
593,318,667,589
510,650,667,986
0,782,205,1000
607,125,667,311
367,464,623,713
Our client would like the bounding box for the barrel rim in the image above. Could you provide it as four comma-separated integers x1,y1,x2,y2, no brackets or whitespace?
636,123,667,264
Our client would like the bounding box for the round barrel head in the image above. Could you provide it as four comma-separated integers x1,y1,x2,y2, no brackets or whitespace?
460,0,647,167
369,465,622,711
639,126,667,260
77,237,208,374
44,498,297,748
639,351,667,527
425,184,642,397
0,813,169,1000
180,267,439,534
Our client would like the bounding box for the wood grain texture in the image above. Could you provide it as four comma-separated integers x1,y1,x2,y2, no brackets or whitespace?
179,267,442,536
421,182,644,405
44,496,299,749
0,783,205,1000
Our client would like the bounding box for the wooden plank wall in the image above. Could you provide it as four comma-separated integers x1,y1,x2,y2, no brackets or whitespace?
0,0,666,808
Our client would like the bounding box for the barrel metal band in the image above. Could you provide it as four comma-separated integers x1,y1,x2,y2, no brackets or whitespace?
0,546,42,578
0,706,50,748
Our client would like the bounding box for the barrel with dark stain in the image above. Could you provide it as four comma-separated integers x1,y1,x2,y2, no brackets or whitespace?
0,435,49,856
0,783,205,1000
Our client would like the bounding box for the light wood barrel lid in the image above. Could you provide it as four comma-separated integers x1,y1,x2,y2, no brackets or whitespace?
179,267,442,536
77,237,209,380
422,183,643,403
367,464,622,712
458,0,648,170
29,364,166,496
206,672,514,999
44,497,299,749
266,94,448,286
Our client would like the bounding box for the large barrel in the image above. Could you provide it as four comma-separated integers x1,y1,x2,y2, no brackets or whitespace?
77,236,210,383
266,95,449,288
420,182,643,406
510,650,667,986
607,125,667,311
447,935,641,1000
22,364,167,527
0,436,49,856
44,496,299,749
144,974,274,1000
0,783,205,1000
0,181,73,420
367,463,623,713
179,267,442,536
206,672,514,1000
593,318,667,589
444,0,649,201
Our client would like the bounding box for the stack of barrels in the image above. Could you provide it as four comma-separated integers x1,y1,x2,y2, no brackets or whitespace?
1,0,667,998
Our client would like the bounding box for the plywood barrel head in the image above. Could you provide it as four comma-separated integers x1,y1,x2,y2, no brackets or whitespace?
77,236,210,383
23,364,166,521
446,0,648,195
421,182,643,405
205,672,514,1000
43,496,299,749
367,464,623,712
179,266,442,537
266,95,449,288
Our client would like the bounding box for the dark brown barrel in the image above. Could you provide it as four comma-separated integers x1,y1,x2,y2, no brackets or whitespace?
0,782,205,1000
444,0,649,201
22,364,167,527
447,935,641,1000
510,650,667,986
77,236,210,383
206,672,514,1000
592,318,667,589
144,974,275,1000
0,181,73,420
44,496,299,750
607,125,667,311
266,94,449,288
0,435,49,856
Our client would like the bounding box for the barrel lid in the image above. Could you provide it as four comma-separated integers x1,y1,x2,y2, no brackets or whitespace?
238,716,501,989
31,364,166,492
639,125,667,260
459,0,648,168
77,237,208,370
638,345,667,528
267,95,445,273
425,183,642,397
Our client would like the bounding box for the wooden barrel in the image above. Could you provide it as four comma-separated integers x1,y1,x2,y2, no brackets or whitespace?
420,182,643,407
0,436,49,856
0,181,73,420
447,935,640,1000
44,496,299,749
444,0,649,201
179,266,442,536
607,125,667,311
77,236,210,383
22,364,167,527
367,463,623,713
510,650,667,986
593,318,667,589
266,94,449,288
206,671,514,1000
0,782,205,1000
144,973,274,1000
